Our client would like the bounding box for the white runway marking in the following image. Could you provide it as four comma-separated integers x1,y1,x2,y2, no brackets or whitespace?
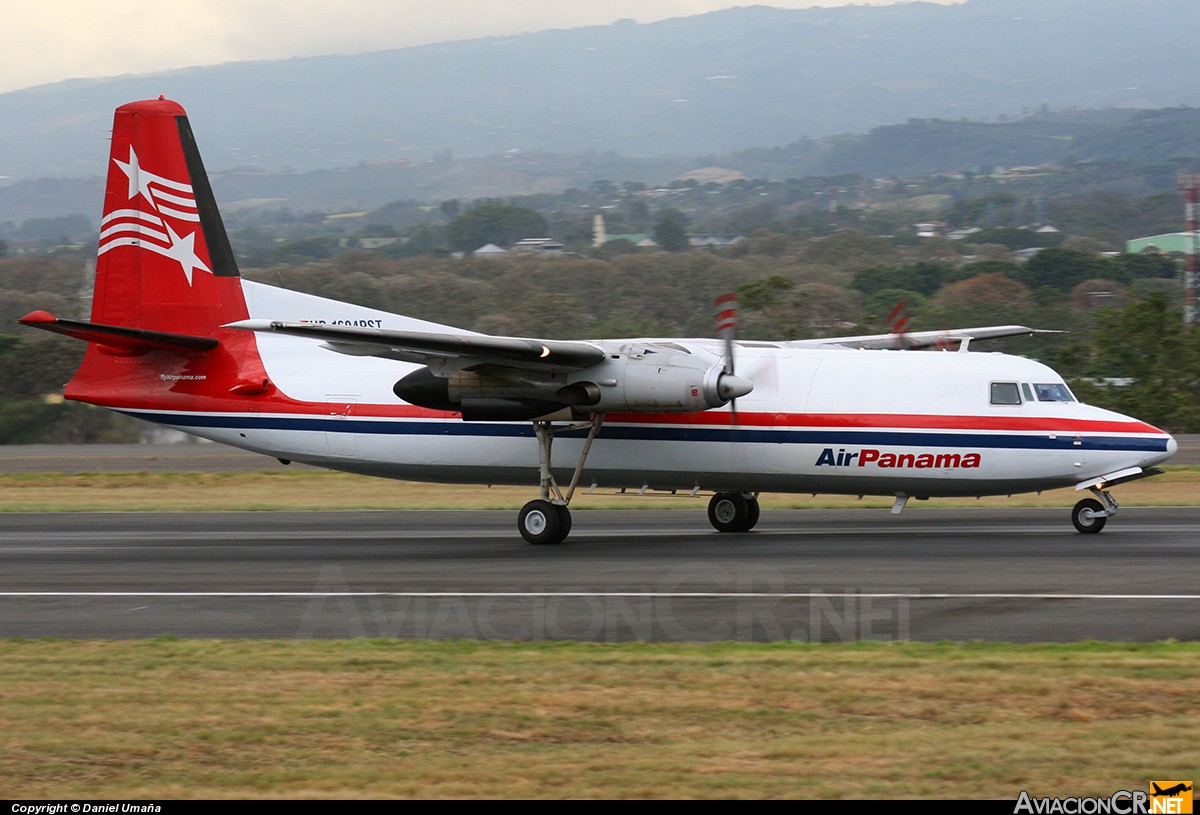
1,592,1197,601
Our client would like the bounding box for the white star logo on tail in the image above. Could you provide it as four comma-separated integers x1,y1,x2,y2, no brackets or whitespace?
102,147,209,285
160,221,210,286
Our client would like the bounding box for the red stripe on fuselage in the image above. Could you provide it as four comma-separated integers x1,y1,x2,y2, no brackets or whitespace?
603,411,1165,435
83,388,1166,438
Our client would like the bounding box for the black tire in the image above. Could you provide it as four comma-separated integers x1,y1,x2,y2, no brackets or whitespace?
708,492,750,533
743,496,761,532
518,499,570,544
555,503,573,540
1071,498,1107,534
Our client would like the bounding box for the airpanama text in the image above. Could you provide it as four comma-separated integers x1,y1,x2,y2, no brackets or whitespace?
815,447,982,468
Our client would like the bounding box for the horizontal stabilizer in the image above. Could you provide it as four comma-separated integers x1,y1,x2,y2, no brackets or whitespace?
19,310,218,354
225,319,605,371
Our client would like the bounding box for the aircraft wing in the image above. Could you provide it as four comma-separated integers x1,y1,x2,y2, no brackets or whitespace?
792,325,1056,350
225,319,606,372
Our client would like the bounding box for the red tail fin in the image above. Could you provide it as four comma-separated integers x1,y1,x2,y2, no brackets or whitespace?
22,98,272,410
93,96,244,334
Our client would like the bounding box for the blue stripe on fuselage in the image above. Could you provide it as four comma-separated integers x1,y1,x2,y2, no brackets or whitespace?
117,409,1171,453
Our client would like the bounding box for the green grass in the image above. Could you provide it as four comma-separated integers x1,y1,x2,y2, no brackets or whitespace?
0,639,1196,799
1,466,1198,512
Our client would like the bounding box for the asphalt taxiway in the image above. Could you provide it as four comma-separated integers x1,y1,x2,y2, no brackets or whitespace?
1,508,1196,642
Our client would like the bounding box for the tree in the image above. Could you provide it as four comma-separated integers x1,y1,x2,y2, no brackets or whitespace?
1082,292,1200,432
653,211,689,253
738,275,807,339
1116,252,1177,281
923,273,1033,329
1017,248,1117,292
625,198,651,231
852,261,961,297
231,227,277,269
447,204,548,252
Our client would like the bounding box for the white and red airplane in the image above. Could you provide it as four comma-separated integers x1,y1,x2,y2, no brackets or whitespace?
21,98,1178,543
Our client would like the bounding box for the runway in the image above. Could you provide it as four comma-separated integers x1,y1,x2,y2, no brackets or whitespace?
1,508,1197,642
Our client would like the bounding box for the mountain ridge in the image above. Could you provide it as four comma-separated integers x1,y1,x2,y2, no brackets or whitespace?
3,1,1200,182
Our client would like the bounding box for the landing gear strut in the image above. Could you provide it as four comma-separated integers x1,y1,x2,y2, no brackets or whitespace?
707,492,761,533
518,413,604,544
1072,487,1118,534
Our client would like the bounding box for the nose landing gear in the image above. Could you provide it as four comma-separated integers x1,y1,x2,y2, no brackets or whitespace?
1071,495,1110,534
1070,466,1166,534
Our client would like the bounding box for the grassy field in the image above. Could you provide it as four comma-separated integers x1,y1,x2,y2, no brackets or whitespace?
3,468,1195,799
0,466,1197,512
1,639,1197,799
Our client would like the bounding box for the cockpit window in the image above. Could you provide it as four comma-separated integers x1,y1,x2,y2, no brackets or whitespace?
990,382,1022,406
1021,383,1034,402
1033,383,1075,402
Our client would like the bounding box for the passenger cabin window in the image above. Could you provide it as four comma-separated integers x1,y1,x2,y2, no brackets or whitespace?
990,382,1022,406
1034,383,1075,402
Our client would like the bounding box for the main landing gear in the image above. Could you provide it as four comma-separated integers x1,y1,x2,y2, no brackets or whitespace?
707,492,761,533
518,413,604,545
516,414,764,543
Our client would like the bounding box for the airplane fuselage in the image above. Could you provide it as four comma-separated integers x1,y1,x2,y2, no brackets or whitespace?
98,281,1176,499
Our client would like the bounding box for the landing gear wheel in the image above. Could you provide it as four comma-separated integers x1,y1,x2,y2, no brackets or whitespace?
708,492,757,533
1071,498,1107,534
744,496,761,531
519,499,570,545
554,503,572,540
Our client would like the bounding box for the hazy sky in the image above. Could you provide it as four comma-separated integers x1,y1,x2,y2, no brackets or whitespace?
4,1,959,94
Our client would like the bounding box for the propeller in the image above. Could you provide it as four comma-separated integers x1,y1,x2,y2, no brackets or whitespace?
886,300,912,350
714,293,753,419
887,301,959,351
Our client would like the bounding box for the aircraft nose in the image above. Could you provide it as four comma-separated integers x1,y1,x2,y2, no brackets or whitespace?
1145,430,1178,467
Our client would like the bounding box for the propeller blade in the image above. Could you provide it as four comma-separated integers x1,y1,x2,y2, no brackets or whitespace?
714,292,745,422
714,292,738,374
886,300,912,350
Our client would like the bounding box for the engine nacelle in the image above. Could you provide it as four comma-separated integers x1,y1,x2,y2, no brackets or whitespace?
394,343,752,419
393,367,568,420
563,350,752,412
